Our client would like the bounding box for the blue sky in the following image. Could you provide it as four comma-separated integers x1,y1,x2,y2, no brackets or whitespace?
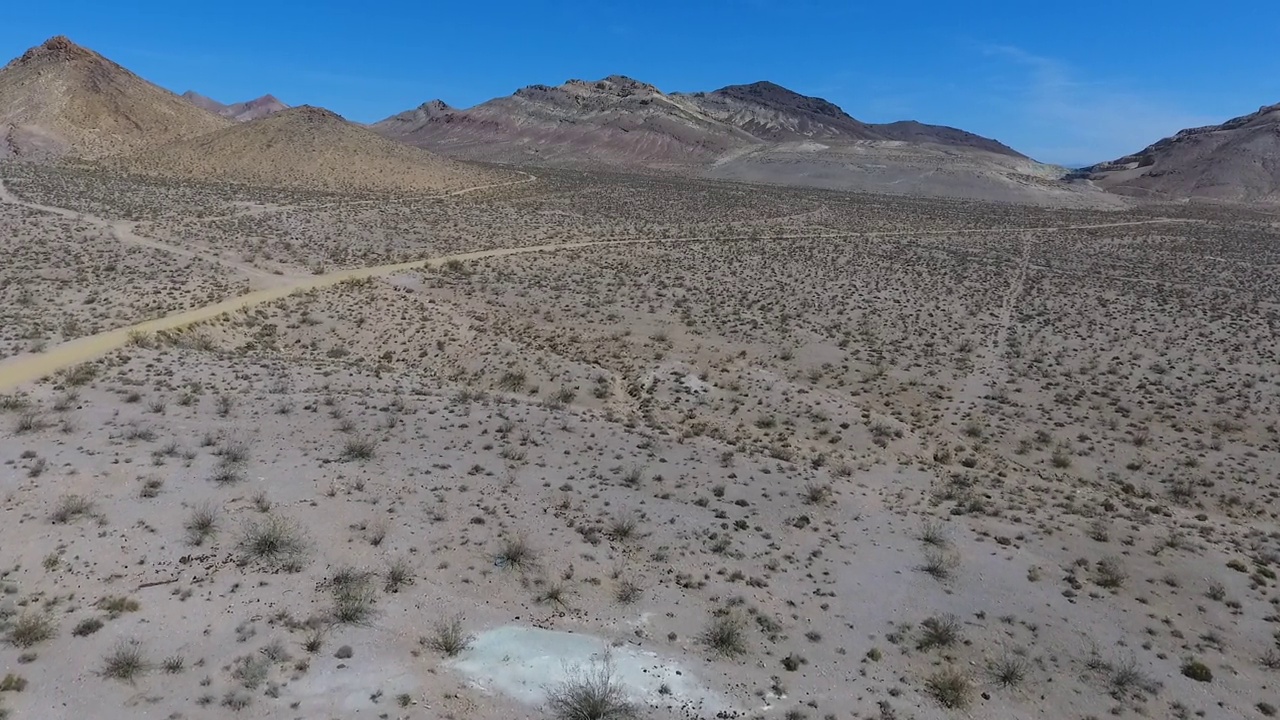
5,1,1278,165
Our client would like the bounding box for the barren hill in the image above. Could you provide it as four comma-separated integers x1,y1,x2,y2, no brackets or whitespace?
373,76,1102,205
182,90,289,122
682,80,881,142
374,76,754,167
0,36,230,160
125,105,509,194
1085,103,1280,203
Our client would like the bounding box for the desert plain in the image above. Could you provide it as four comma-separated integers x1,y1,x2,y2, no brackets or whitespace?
0,156,1278,720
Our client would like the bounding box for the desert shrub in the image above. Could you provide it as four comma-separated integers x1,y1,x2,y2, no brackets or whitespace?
96,596,140,618
102,639,148,682
215,435,251,464
919,521,948,546
920,548,959,580
422,615,473,657
340,436,377,461
1098,652,1162,700
72,617,104,637
536,580,574,610
237,514,308,569
620,466,644,488
230,654,269,689
384,558,413,593
331,582,377,625
7,613,55,647
988,652,1028,687
1094,556,1128,588
497,371,527,391
13,412,45,434
545,655,637,720
802,483,832,505
925,666,972,708
185,503,219,545
495,535,538,571
606,513,639,542
916,614,961,650
210,466,244,485
615,579,643,604
701,612,749,657
302,627,325,653
1181,658,1212,682
0,674,25,692
50,494,94,524
62,363,98,387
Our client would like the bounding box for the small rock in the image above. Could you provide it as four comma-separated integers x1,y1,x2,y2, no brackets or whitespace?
335,645,353,659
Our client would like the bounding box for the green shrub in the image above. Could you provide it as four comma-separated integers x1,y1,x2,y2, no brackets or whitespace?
1181,658,1212,682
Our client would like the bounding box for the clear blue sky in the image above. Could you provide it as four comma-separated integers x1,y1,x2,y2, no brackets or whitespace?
6,1,1279,165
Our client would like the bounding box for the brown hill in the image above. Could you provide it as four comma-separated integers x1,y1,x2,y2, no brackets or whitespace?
182,91,289,122
370,76,1104,205
0,36,230,160
1085,103,1280,203
125,105,508,194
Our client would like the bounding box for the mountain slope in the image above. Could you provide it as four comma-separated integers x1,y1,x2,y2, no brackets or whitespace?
0,36,230,160
374,76,756,167
371,76,1103,204
125,105,509,194
1085,104,1280,203
675,81,882,142
182,91,289,122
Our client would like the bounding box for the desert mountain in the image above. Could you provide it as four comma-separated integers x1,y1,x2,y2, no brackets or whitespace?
372,76,1100,205
374,76,756,167
0,36,230,160
182,90,289,122
1084,103,1280,203
124,105,508,194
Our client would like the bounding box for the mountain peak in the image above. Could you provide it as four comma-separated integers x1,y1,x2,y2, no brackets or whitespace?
8,35,96,69
419,99,453,113
273,105,345,125
0,35,231,159
180,90,288,121
711,81,851,122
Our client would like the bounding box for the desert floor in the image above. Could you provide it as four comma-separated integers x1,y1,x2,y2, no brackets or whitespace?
2,164,1279,720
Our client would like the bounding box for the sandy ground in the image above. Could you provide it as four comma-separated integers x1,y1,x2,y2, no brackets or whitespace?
3,163,1280,720
0,168,1194,392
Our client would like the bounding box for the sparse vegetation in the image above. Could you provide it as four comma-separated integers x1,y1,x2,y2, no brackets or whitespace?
237,514,308,568
101,639,147,682
545,655,638,720
49,494,94,524
422,615,473,657
701,611,749,657
924,666,972,708
185,502,219,545
7,613,55,648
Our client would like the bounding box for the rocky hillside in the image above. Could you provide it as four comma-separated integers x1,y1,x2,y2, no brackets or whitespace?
0,36,230,160
124,105,510,194
374,76,1023,165
372,76,1102,205
1085,103,1280,203
374,76,755,167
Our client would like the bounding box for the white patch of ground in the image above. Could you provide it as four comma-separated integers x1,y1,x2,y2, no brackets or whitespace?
451,625,736,716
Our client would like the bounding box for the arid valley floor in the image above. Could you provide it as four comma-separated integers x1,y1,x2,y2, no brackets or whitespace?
2,163,1280,720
